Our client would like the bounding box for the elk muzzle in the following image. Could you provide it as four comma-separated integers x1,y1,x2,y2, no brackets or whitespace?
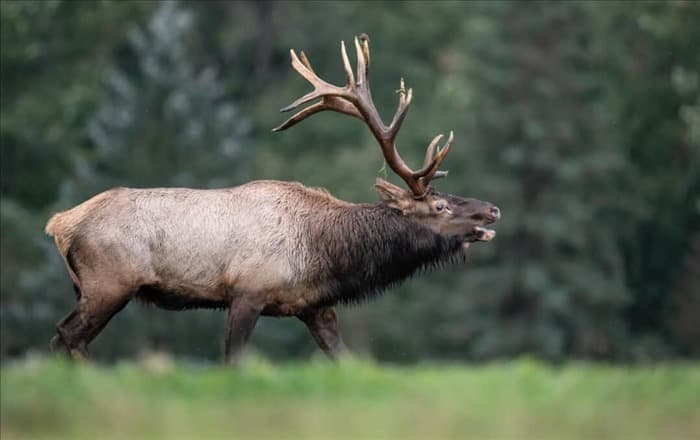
465,204,500,243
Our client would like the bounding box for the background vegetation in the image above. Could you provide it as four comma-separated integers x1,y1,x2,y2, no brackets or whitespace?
1,0,699,363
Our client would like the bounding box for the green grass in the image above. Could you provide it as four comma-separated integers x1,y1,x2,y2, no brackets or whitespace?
1,356,699,440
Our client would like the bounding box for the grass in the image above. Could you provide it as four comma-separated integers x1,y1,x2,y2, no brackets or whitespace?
1,355,699,440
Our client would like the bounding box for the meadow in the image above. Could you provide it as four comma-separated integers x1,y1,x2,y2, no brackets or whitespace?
1,356,699,440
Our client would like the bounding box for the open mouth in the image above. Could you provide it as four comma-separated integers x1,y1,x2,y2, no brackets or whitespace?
463,206,499,245
474,226,496,241
462,226,496,250
463,225,496,243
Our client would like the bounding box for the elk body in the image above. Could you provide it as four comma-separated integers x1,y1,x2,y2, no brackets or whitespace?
46,36,500,362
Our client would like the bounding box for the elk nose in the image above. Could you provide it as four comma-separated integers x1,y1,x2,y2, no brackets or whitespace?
490,206,501,220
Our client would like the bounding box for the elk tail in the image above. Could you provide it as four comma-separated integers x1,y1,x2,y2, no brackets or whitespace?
45,190,116,255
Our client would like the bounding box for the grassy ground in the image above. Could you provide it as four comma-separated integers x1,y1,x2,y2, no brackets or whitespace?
1,355,699,440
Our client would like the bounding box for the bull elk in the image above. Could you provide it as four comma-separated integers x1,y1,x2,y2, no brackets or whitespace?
46,35,500,362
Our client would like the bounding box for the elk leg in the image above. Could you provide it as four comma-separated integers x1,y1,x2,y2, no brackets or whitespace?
223,296,262,364
298,307,346,360
50,310,78,354
55,308,92,360
55,292,129,360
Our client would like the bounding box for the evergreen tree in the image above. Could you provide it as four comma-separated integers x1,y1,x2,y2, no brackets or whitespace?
441,1,630,360
588,0,700,358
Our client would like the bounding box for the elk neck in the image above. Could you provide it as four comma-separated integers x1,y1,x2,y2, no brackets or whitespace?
306,203,465,306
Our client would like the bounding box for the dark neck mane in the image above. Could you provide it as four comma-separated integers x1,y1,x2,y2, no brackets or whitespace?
308,204,464,306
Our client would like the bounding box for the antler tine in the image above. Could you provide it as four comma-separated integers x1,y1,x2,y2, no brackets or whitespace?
273,96,363,132
388,78,413,139
341,41,355,88
419,131,454,183
421,134,444,172
404,132,449,179
298,50,314,72
355,35,369,86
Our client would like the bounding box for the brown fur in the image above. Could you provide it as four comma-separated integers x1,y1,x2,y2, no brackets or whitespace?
46,189,121,255
46,179,498,362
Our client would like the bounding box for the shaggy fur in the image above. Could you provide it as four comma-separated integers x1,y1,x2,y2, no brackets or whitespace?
307,204,464,306
45,179,497,360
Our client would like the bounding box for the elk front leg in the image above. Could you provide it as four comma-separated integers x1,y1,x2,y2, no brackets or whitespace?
298,307,346,360
224,296,262,364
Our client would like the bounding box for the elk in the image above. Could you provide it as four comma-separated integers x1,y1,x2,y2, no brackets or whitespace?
46,35,500,362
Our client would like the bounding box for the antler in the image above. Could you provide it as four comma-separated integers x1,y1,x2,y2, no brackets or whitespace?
273,34,454,198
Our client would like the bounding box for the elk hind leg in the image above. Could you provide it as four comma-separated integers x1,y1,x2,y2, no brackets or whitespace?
55,286,130,360
50,312,74,354
50,283,83,354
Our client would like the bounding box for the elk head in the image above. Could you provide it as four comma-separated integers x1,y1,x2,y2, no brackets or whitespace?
274,34,499,245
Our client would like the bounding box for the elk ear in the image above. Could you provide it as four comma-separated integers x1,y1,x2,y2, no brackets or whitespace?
374,178,413,213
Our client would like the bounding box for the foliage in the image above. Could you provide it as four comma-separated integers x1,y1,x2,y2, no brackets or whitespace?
2,356,699,440
419,1,631,360
588,0,700,357
1,0,698,362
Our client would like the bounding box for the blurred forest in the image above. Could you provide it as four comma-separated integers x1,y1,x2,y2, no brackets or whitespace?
1,0,698,363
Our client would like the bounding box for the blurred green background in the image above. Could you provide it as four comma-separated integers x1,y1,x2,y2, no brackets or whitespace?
1,0,699,364
2,357,699,440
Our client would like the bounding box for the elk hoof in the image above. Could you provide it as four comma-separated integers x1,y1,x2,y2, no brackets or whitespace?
50,335,67,353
